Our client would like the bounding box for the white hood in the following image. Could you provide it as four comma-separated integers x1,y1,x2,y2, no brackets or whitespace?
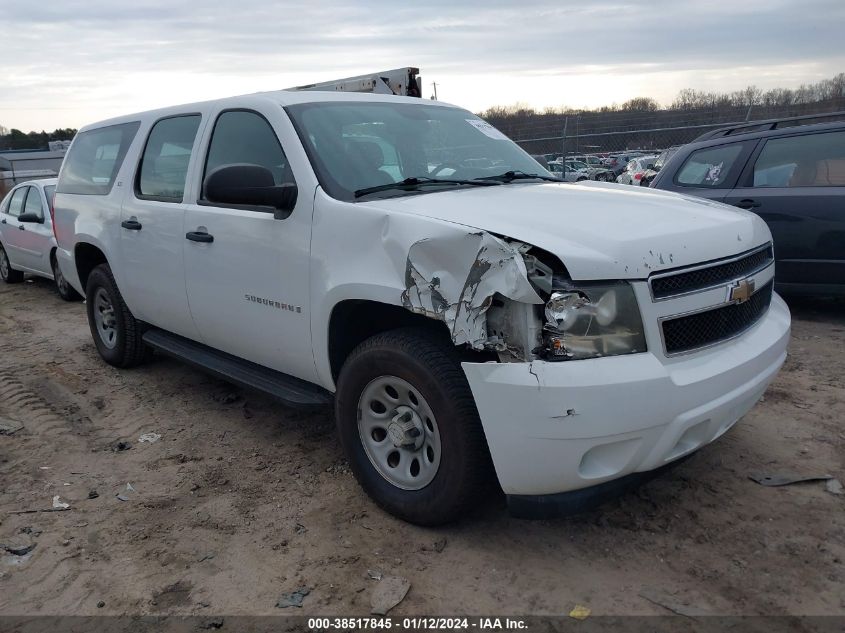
362,181,772,280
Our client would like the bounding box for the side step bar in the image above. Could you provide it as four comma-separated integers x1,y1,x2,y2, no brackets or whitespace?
142,329,332,408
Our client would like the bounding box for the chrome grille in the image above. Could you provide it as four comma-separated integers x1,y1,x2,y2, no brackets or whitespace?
650,244,774,300
661,281,774,355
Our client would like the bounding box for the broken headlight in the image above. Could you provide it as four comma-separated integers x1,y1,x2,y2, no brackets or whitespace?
542,282,646,360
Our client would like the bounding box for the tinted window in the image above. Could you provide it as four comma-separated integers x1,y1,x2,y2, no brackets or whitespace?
675,144,744,187
202,110,292,200
23,187,44,218
58,122,140,195
137,115,201,201
753,130,845,187
7,187,27,217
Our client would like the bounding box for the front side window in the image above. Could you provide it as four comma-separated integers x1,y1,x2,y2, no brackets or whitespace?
286,102,551,201
7,187,27,217
753,130,845,187
57,122,140,195
202,110,292,202
137,115,201,201
675,143,744,187
23,187,44,219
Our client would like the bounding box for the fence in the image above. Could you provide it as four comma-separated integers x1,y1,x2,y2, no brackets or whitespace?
0,155,64,198
501,99,845,160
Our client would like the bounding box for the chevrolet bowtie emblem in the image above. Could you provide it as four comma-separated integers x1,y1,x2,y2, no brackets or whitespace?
729,278,755,304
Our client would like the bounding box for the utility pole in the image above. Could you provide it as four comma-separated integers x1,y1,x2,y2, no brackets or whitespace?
431,82,438,100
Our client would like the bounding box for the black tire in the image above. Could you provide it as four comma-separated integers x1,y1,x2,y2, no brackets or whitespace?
85,263,148,367
335,327,491,526
0,243,24,283
52,253,81,301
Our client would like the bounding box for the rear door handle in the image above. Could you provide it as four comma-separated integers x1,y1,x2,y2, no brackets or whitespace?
121,219,142,231
735,199,761,209
186,231,214,243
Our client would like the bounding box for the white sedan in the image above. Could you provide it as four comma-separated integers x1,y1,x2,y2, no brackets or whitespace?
0,178,81,300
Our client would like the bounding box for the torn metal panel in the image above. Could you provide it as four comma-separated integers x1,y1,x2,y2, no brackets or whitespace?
401,232,542,348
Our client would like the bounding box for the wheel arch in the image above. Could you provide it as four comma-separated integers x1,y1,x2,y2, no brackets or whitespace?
327,299,454,383
74,241,108,291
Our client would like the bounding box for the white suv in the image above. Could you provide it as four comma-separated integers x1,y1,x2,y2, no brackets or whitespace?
53,90,790,524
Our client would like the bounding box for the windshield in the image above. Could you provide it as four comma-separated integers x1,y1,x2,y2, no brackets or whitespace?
285,101,553,201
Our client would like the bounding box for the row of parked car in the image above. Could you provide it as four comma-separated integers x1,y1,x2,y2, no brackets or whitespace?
535,113,844,296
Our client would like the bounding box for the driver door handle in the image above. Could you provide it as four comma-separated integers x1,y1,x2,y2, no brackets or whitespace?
735,199,761,209
186,230,214,243
121,219,142,231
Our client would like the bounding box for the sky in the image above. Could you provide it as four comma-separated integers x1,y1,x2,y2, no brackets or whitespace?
1,0,843,132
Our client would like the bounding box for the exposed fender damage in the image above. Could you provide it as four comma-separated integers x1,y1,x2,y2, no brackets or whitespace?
401,232,543,349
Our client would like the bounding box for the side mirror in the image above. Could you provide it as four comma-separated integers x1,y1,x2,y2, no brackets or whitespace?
18,212,43,224
204,164,298,219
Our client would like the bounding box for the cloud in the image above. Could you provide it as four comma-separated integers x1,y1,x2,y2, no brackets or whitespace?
1,0,843,129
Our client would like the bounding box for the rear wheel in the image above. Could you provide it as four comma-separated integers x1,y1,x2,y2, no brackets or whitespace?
0,244,24,283
85,263,148,367
335,328,491,525
52,254,81,301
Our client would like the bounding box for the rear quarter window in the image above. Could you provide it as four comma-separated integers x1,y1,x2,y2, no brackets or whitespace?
752,129,845,187
675,143,745,188
57,121,140,195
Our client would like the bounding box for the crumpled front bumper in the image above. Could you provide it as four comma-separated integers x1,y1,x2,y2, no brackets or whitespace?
461,293,791,510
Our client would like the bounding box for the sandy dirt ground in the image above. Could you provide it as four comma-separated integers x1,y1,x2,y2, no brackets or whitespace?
0,276,843,618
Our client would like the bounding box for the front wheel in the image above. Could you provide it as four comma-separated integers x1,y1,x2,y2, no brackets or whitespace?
53,255,81,301
85,263,148,367
335,328,491,525
0,244,24,283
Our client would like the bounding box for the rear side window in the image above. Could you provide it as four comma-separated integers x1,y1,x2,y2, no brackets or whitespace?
7,187,27,217
201,110,292,201
753,130,845,187
57,121,140,195
675,144,744,187
23,187,44,218
137,115,202,201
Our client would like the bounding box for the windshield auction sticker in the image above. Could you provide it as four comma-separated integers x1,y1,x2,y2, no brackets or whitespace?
465,119,510,140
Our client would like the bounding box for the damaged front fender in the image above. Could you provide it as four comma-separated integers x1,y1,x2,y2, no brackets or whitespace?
401,231,543,349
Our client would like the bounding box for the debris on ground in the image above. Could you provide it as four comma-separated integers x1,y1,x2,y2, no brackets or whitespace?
97,601,105,608
52,495,70,510
826,479,844,496
749,473,832,487
371,575,410,615
2,537,36,556
88,490,99,499
569,604,591,620
367,569,383,581
0,417,24,435
276,588,310,608
112,441,132,452
138,432,162,444
116,483,136,502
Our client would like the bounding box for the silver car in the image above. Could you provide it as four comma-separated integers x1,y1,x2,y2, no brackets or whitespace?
0,178,81,300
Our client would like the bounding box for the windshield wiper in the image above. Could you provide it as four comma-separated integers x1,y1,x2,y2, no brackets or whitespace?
354,176,500,199
475,170,561,183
